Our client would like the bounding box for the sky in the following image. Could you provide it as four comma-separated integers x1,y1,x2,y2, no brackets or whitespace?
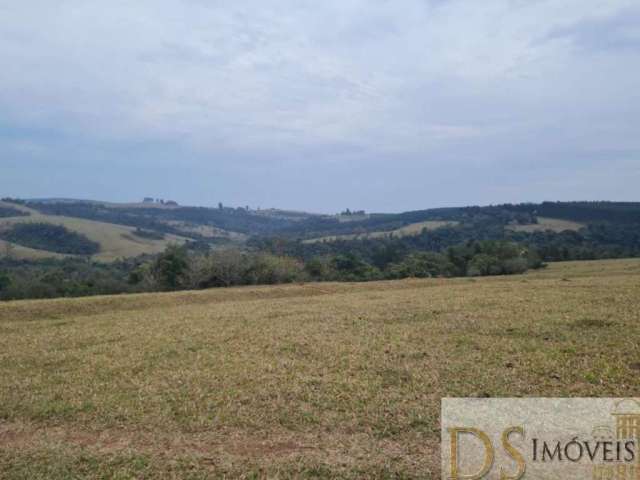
1,0,639,213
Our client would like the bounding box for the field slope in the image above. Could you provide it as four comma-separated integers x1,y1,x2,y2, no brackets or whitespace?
508,216,584,233
303,220,457,243
0,202,187,261
1,258,639,478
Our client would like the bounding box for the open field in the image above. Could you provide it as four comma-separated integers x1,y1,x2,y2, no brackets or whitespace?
303,220,457,244
0,202,188,261
163,221,247,242
1,258,639,478
508,216,584,233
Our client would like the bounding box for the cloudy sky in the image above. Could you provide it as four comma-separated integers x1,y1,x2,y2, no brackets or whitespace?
1,1,639,212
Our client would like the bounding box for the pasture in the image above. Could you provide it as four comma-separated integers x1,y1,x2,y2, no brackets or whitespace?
508,216,584,233
303,220,457,244
0,201,187,262
0,258,639,478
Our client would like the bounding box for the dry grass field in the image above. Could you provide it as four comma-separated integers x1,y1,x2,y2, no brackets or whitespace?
303,220,457,244
0,202,187,261
163,221,247,242
1,258,639,478
508,216,584,233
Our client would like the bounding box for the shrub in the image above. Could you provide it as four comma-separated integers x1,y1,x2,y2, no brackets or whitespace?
186,250,306,288
467,253,503,276
387,252,455,279
244,253,306,285
331,253,381,281
187,249,247,288
304,256,336,280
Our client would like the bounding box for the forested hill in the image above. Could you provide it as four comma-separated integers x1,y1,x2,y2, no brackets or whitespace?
250,201,640,266
4,198,640,242
2,198,640,301
270,201,640,239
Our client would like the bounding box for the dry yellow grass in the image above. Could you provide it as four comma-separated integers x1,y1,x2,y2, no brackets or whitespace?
508,216,584,233
0,202,188,262
1,258,639,478
303,220,457,244
163,220,247,241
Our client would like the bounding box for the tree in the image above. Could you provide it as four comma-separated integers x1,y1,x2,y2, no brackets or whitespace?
467,253,502,276
332,253,380,281
151,245,189,290
387,252,455,279
0,271,11,293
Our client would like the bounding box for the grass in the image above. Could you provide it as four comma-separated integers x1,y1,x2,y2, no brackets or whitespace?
0,202,187,262
0,258,639,478
508,216,584,233
303,220,457,243
163,220,246,242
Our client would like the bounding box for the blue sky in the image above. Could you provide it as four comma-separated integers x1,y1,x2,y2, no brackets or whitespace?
1,0,639,213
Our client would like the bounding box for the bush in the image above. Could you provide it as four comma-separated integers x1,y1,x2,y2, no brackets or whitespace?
0,257,140,301
304,256,336,280
501,257,530,275
186,250,305,288
387,252,455,279
332,253,381,281
467,253,503,276
244,253,306,285
187,249,247,288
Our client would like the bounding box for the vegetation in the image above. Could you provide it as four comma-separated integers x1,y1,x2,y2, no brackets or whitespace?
0,238,543,301
128,240,542,292
0,208,190,262
255,217,640,269
0,270,10,292
26,200,300,236
132,227,166,240
0,258,638,478
0,257,141,301
0,206,29,218
0,223,100,255
0,199,639,301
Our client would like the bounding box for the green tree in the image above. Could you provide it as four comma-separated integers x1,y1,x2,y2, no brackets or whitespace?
152,245,189,290
387,252,455,279
0,271,10,293
467,253,502,276
332,253,380,281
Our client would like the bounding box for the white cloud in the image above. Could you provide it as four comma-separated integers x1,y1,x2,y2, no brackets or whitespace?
0,0,638,210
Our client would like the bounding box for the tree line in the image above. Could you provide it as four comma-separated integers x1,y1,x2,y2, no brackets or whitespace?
0,239,544,301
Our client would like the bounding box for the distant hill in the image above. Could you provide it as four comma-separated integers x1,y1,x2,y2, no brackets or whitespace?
0,201,189,261
274,201,640,240
2,198,640,263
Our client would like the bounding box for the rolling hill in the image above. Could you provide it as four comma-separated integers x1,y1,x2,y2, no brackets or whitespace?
1,198,640,268
0,201,189,261
302,220,459,243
